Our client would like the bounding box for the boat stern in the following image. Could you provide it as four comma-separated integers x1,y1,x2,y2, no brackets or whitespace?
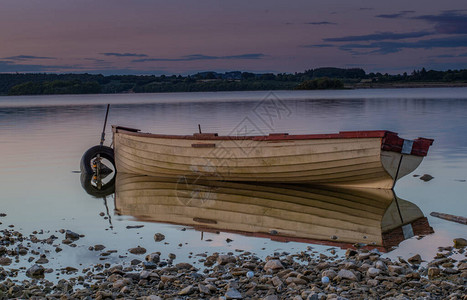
380,132,434,186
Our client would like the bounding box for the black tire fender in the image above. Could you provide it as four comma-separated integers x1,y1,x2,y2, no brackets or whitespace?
80,172,116,198
80,145,115,175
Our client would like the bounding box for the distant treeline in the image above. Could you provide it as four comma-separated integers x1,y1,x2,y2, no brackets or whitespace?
8,80,101,95
1,67,467,96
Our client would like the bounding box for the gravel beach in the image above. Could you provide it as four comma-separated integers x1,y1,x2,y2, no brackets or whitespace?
1,216,466,299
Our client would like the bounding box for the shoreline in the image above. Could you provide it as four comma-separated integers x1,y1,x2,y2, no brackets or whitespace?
1,217,466,299
1,82,467,97
349,82,467,89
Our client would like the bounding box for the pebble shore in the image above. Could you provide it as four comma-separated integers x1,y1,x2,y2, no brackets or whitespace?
1,215,466,299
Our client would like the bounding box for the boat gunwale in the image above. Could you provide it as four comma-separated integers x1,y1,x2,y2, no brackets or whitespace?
112,125,390,141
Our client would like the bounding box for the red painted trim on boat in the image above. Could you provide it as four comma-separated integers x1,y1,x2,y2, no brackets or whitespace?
382,132,434,157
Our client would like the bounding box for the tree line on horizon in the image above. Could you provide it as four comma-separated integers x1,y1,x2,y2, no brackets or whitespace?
1,67,466,96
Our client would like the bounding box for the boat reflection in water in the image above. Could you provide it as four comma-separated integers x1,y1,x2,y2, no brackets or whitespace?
112,174,433,252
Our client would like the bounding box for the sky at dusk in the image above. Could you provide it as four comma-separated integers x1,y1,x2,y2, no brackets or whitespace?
1,0,467,75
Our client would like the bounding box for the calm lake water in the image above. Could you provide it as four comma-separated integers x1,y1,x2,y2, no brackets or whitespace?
1,88,466,277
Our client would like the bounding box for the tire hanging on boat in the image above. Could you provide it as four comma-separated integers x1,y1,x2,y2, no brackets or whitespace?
80,145,115,175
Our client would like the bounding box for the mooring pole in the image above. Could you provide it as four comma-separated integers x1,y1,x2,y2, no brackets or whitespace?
100,104,110,147
96,104,110,177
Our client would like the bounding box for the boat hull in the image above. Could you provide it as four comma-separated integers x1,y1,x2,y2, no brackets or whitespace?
112,127,432,189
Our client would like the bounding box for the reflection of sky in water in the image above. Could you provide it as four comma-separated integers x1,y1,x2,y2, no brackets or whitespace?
0,88,466,278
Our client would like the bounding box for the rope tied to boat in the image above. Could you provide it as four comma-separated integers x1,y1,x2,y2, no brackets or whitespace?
95,104,111,176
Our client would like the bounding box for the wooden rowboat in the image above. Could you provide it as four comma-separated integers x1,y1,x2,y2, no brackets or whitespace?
112,126,433,189
115,174,434,251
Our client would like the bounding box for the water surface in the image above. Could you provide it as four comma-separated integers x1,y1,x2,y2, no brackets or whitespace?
1,88,466,277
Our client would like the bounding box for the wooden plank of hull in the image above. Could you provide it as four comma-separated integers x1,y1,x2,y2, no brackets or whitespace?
115,149,389,180
114,132,398,188
114,174,421,246
118,134,382,158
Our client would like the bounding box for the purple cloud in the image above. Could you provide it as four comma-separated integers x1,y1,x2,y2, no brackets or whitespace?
101,53,148,58
305,21,337,25
4,55,56,61
433,52,467,58
414,11,467,34
323,31,432,42
0,60,79,72
338,35,467,55
301,44,335,48
133,53,265,63
376,10,415,19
